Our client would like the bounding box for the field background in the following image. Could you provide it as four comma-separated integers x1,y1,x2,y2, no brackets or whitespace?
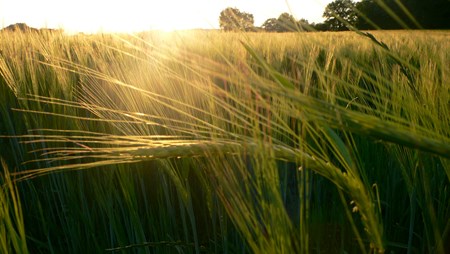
0,30,449,253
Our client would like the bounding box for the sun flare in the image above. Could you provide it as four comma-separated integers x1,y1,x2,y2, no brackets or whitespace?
0,0,332,33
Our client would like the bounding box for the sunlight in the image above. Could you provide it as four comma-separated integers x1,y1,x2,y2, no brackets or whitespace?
0,0,215,33
0,0,334,33
89,1,210,32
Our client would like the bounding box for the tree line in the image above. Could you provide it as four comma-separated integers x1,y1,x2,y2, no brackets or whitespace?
0,23,63,34
219,0,450,32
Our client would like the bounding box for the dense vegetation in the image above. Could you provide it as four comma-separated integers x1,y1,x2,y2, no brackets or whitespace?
0,30,449,253
220,0,450,32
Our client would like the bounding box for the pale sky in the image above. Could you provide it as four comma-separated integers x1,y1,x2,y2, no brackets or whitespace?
0,0,336,33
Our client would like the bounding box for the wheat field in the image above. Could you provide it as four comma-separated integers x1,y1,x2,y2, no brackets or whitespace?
0,29,449,253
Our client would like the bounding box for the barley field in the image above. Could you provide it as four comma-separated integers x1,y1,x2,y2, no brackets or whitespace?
0,30,449,253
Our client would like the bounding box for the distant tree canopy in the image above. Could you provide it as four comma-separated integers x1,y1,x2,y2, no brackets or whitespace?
323,0,357,31
1,23,38,33
1,23,63,34
355,0,450,29
219,7,254,31
219,0,449,33
261,18,279,32
277,13,298,31
261,13,310,32
316,0,450,31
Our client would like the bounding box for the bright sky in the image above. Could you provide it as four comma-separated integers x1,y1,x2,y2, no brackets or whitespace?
0,0,336,33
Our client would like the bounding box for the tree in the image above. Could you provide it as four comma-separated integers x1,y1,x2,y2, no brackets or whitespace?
1,23,38,33
355,0,408,29
312,22,330,31
277,13,298,31
261,18,280,32
297,19,311,31
323,0,357,31
262,13,300,32
355,0,450,30
219,7,254,31
355,0,380,29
